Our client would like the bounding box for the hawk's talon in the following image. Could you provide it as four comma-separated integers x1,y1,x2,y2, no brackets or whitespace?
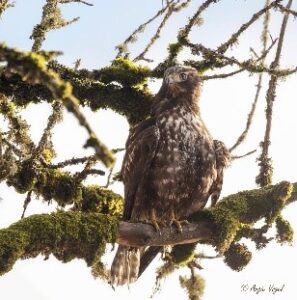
140,209,165,234
168,209,189,233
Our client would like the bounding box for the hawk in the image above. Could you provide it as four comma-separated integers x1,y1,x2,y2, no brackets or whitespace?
110,65,230,285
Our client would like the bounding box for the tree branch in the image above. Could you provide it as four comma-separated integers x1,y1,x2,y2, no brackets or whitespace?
0,44,115,167
0,181,295,277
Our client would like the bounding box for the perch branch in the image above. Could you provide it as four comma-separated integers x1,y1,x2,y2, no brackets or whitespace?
0,181,295,276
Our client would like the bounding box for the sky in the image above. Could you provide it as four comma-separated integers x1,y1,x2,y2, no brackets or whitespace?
0,1,297,299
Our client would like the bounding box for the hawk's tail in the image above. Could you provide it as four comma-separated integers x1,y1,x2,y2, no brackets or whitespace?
110,245,140,286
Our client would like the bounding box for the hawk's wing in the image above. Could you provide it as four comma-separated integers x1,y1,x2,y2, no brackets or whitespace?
210,140,230,206
121,118,160,220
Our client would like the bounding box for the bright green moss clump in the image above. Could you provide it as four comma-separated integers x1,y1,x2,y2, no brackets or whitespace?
207,181,293,252
0,212,118,275
80,185,123,216
95,57,151,87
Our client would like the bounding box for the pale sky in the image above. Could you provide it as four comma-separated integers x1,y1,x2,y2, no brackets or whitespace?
0,1,297,300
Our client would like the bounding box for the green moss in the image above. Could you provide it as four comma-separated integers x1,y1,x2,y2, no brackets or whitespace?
0,212,118,275
96,57,151,87
0,229,29,275
24,52,47,72
171,243,197,266
80,185,123,216
54,173,82,205
7,160,37,194
209,181,293,252
179,273,205,300
223,243,252,271
41,148,55,163
275,215,294,244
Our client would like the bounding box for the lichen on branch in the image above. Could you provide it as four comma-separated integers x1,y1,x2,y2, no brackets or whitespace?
0,43,115,167
0,212,118,276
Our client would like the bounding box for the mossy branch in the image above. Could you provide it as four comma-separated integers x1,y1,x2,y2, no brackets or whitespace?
30,0,81,52
0,181,295,277
117,181,295,250
0,43,115,167
6,160,123,214
0,212,118,276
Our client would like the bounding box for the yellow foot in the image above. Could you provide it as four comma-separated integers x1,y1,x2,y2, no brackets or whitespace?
140,209,166,233
169,209,189,233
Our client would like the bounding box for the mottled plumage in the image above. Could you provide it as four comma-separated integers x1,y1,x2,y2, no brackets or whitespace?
110,65,230,286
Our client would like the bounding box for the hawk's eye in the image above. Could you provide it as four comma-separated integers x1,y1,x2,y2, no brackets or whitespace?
179,72,187,80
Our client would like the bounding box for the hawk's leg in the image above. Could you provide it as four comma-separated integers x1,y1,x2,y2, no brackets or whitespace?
168,209,189,233
139,208,166,233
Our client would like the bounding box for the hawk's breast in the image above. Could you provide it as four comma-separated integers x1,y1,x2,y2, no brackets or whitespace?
149,107,216,216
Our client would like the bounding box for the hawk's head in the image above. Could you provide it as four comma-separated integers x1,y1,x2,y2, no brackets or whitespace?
152,65,202,116
162,65,201,99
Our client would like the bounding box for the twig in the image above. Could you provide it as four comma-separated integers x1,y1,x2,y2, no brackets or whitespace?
232,149,257,160
185,41,297,76
111,148,125,154
201,36,277,81
45,155,97,168
194,253,221,259
230,0,272,153
60,0,93,5
276,3,297,17
1,136,23,157
256,0,293,187
30,0,81,52
116,0,175,57
216,0,281,54
74,58,81,71
201,69,244,80
21,191,32,219
134,0,192,62
105,166,114,188
32,101,63,159
178,0,221,40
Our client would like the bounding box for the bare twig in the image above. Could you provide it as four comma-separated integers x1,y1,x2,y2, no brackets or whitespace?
276,3,297,17
179,0,221,40
105,166,114,188
216,0,281,54
201,69,244,80
116,0,175,57
60,0,93,5
230,0,272,153
256,0,293,187
232,149,257,160
134,0,192,62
